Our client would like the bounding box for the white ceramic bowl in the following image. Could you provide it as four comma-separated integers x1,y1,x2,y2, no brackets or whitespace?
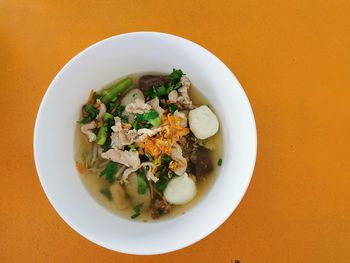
34,32,257,255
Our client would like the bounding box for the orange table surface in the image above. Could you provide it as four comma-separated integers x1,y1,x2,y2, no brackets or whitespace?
1,1,349,262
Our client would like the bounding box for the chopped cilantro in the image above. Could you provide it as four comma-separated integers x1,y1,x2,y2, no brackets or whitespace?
106,100,119,113
149,116,161,127
115,104,126,117
166,81,182,94
144,69,184,99
217,158,223,166
137,171,148,195
120,115,129,123
134,113,144,122
161,154,171,164
132,121,141,130
129,144,136,151
155,175,169,192
144,87,156,98
131,203,143,219
100,161,118,183
132,110,160,129
155,180,167,192
155,85,167,96
154,167,173,192
110,104,128,122
169,69,184,82
143,110,159,120
166,69,184,94
100,188,112,200
168,104,177,114
145,85,168,99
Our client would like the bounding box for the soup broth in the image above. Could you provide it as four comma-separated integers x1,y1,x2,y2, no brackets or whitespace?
75,72,223,221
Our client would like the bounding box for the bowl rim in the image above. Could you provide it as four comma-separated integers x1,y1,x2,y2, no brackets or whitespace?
34,31,257,254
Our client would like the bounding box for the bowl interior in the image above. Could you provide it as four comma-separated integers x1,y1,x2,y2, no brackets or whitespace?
34,32,256,254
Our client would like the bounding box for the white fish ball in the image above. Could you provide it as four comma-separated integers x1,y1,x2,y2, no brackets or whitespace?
164,173,197,205
189,105,219,139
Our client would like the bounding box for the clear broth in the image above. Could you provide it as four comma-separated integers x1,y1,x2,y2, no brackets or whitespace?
75,73,223,222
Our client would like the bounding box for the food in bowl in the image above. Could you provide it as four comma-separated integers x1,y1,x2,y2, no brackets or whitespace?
75,69,223,221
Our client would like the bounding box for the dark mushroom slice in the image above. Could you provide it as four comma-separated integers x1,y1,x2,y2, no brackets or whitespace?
139,75,170,92
190,146,213,177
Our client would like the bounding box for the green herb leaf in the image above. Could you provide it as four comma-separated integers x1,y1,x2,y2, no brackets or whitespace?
115,104,126,117
79,104,99,124
131,203,143,219
169,69,184,82
148,116,161,127
155,168,173,192
155,85,167,96
120,115,129,123
100,188,112,200
129,144,136,151
132,121,141,130
101,117,115,151
106,100,119,113
137,173,148,195
155,180,168,192
161,154,171,164
144,69,184,99
143,110,159,121
155,179,171,192
217,158,223,166
145,85,169,99
134,113,144,122
102,136,112,151
144,87,157,98
132,110,160,129
100,161,118,183
168,104,177,114
164,69,184,95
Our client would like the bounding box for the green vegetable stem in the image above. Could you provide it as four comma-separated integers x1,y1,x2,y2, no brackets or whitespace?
96,113,114,145
96,126,107,145
100,77,133,104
